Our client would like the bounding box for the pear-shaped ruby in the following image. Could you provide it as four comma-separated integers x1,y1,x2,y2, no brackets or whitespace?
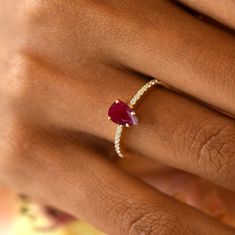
108,100,138,126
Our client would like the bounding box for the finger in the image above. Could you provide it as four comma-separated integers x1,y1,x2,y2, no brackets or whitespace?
1,127,234,235
118,157,235,226
125,86,235,191
19,0,235,116
141,169,235,219
123,159,235,224
106,0,235,115
13,56,235,191
176,0,235,30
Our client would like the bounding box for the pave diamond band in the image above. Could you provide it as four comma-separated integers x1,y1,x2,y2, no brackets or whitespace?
108,79,160,158
115,125,124,158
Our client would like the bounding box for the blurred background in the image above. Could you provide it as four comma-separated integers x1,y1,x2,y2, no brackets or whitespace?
0,186,105,235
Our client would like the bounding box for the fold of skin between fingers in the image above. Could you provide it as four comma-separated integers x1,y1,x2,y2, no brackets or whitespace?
177,0,235,30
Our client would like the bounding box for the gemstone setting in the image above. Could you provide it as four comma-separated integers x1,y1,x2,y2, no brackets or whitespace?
108,100,138,126
108,79,160,158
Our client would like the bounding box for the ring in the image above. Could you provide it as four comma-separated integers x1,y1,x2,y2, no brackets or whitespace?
108,78,160,158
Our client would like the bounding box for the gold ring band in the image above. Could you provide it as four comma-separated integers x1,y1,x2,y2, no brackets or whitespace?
108,78,161,158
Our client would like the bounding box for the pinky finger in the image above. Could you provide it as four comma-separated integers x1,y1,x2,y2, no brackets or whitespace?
1,127,235,235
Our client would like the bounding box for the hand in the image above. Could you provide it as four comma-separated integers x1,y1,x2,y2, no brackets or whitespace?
1,0,235,234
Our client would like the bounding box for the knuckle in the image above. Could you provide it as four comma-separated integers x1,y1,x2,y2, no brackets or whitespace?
200,127,235,183
0,115,44,185
18,0,110,68
2,54,47,147
113,202,184,235
19,0,76,56
0,118,28,176
127,212,179,235
22,0,110,32
7,55,35,109
1,59,38,175
184,123,235,185
22,0,64,22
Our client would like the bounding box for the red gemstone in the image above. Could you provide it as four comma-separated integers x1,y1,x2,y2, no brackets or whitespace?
108,100,138,126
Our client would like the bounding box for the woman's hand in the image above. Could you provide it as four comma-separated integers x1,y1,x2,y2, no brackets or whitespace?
1,0,235,234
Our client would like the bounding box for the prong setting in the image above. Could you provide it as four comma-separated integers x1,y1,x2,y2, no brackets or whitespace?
113,79,160,158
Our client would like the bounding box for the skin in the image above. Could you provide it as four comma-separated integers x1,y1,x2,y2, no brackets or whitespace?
1,0,235,234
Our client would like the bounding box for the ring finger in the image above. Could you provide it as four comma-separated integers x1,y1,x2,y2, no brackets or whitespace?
11,55,235,191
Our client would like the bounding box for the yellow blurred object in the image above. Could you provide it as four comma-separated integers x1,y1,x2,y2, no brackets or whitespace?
0,186,105,235
63,222,106,235
13,215,106,235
